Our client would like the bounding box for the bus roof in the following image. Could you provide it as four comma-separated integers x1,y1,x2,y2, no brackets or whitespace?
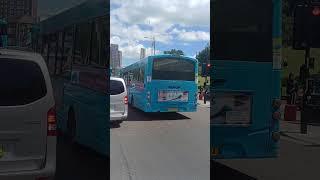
121,54,198,72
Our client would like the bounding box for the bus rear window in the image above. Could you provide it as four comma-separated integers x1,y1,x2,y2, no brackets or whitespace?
110,80,124,95
0,58,47,106
152,58,195,81
212,0,272,61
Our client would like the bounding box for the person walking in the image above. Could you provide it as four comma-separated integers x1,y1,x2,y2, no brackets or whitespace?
204,86,208,104
287,73,296,104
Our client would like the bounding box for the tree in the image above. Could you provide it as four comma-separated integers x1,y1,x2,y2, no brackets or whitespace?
163,49,184,56
196,43,210,65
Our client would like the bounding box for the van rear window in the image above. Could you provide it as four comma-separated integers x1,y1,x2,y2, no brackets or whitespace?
0,58,47,106
110,80,124,95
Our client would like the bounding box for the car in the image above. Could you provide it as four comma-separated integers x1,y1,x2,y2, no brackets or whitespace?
110,77,128,122
0,48,56,180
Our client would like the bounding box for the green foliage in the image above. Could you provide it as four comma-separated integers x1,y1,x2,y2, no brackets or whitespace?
163,49,184,56
196,43,210,65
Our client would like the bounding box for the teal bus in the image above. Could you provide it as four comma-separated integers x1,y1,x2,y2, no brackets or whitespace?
211,0,282,159
0,19,8,48
57,65,109,156
121,54,198,112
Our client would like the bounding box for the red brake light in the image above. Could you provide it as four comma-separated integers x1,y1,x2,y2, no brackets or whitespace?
47,106,57,136
313,7,320,16
124,96,128,104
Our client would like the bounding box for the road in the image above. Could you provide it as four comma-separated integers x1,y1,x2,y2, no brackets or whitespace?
213,136,320,180
54,134,109,180
110,105,210,180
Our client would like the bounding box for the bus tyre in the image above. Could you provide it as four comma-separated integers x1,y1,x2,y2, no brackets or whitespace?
67,108,77,145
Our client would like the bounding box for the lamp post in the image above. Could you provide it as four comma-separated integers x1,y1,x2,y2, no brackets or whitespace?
144,36,155,55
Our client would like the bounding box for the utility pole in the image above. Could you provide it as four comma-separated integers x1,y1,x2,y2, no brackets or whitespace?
153,36,155,55
300,0,311,134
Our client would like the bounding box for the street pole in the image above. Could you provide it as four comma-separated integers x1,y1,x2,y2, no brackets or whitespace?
301,45,310,134
153,36,155,55
301,0,311,134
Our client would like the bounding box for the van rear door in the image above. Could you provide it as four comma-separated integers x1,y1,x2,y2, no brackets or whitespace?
0,57,51,172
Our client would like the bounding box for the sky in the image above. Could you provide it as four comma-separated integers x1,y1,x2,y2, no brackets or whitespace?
110,0,210,67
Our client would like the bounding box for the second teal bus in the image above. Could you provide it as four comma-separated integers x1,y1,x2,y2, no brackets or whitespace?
121,55,198,113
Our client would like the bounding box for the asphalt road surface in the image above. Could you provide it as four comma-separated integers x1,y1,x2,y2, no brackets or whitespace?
54,135,109,180
110,105,210,180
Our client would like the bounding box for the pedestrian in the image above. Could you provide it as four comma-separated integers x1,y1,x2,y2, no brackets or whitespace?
204,86,208,104
287,73,296,104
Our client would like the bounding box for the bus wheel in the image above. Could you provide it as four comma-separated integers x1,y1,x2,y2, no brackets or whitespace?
67,108,77,145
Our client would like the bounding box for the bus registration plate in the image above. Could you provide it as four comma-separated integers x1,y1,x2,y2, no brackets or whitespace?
158,90,188,102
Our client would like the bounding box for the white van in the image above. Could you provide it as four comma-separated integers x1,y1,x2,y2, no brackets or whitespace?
0,49,56,180
110,77,128,121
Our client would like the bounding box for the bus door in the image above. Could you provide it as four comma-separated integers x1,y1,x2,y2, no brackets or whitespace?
211,0,277,159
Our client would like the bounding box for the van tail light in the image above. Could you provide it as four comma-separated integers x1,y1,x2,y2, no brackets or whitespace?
124,96,128,104
47,106,57,136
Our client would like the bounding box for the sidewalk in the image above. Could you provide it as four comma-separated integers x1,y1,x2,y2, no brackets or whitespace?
197,99,210,108
280,120,320,145
279,100,320,145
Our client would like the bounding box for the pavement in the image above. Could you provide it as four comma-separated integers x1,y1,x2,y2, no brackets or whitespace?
197,99,210,108
280,100,320,146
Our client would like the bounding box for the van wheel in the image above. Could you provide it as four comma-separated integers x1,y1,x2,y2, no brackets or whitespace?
67,108,76,144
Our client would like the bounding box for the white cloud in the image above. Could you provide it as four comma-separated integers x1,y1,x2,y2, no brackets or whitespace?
110,0,209,65
170,28,210,42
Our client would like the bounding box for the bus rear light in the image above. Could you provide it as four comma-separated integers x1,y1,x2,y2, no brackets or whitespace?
272,99,282,110
272,132,280,142
272,111,281,121
47,106,57,136
124,96,128,104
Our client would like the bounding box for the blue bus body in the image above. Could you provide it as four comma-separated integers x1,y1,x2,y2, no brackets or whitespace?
57,65,109,156
211,0,282,159
121,55,198,113
0,19,8,48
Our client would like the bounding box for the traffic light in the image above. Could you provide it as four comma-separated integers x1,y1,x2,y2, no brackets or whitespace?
202,63,207,76
201,63,211,76
293,3,320,49
206,63,211,77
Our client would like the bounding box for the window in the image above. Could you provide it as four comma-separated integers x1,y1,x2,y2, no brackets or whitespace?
152,58,195,81
0,58,47,106
110,80,124,95
212,0,273,61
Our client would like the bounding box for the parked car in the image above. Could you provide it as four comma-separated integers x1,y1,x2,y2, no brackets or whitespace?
110,77,128,122
0,48,56,179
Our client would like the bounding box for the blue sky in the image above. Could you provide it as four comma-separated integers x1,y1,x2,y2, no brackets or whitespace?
110,0,210,67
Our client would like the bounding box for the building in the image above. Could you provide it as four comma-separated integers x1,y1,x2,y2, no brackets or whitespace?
0,0,38,46
110,43,122,76
140,48,146,59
